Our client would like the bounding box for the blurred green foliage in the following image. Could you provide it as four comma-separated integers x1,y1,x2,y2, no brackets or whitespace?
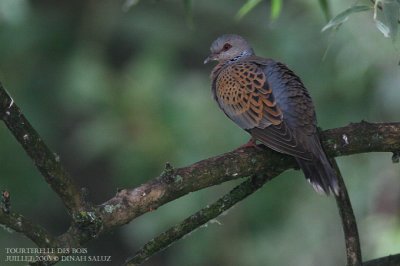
0,0,400,265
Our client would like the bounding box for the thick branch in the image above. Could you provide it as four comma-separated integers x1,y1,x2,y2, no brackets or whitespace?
98,150,290,229
0,84,86,215
98,121,400,233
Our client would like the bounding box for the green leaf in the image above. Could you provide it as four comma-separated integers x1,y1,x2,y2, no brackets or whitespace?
321,5,372,32
318,0,331,21
235,0,262,20
382,0,400,40
270,0,282,21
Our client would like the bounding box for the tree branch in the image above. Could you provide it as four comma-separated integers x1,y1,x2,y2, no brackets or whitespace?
98,150,290,230
124,158,365,266
332,160,362,266
0,208,58,249
0,83,87,215
364,253,400,266
123,173,274,266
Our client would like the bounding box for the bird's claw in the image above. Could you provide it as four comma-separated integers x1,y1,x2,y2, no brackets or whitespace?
235,138,263,151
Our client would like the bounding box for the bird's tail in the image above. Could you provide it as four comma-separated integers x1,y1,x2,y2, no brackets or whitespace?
296,140,339,195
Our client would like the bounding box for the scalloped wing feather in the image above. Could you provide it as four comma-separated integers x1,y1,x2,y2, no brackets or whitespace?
215,61,282,129
214,60,312,160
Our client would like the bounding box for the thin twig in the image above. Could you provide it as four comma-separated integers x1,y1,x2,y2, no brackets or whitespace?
364,253,400,266
331,159,362,266
0,209,59,248
124,173,273,266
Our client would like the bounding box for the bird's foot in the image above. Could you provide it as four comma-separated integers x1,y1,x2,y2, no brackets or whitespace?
236,137,262,151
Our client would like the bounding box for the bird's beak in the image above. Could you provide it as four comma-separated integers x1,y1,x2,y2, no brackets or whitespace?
204,54,217,64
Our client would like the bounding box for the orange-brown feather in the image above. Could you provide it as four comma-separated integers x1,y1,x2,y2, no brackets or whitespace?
215,62,282,129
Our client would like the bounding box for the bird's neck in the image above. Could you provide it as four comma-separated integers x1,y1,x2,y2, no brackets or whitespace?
211,51,253,79
227,50,253,64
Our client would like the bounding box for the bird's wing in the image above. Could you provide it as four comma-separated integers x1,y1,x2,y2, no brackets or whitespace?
214,60,312,160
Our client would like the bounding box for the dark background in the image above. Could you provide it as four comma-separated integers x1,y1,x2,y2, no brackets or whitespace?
0,0,399,265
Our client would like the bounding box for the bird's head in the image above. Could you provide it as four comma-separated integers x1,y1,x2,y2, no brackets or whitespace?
204,34,254,64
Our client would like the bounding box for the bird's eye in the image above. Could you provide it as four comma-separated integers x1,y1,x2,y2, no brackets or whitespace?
222,43,232,51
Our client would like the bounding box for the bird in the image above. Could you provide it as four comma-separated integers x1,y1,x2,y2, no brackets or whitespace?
204,34,339,195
